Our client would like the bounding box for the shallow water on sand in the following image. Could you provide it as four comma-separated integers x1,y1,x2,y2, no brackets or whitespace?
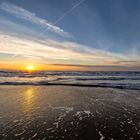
0,86,140,140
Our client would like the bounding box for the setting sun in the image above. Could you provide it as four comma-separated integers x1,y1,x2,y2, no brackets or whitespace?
26,65,35,71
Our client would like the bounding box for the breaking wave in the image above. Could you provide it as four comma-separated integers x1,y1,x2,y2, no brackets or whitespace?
0,71,140,90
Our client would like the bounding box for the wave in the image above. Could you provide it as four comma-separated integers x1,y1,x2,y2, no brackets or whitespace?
75,77,140,81
0,71,140,90
0,81,140,90
0,71,140,77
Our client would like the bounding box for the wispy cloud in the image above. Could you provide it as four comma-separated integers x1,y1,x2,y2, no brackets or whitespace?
0,2,71,37
0,33,139,67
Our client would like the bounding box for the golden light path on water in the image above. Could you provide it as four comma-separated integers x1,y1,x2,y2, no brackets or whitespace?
22,87,37,119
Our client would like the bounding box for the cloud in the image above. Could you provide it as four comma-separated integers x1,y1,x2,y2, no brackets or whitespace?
0,33,140,67
0,17,39,38
0,2,71,37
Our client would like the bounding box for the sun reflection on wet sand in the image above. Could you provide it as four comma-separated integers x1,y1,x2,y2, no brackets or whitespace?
22,87,37,119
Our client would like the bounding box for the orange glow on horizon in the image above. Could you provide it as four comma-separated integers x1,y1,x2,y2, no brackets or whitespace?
0,61,81,71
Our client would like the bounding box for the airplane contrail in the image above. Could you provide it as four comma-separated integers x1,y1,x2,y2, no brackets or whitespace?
11,0,85,59
34,0,85,40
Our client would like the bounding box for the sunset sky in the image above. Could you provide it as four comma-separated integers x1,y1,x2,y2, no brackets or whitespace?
0,0,140,71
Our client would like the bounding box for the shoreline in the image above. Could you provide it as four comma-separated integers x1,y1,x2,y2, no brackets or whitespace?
0,83,139,90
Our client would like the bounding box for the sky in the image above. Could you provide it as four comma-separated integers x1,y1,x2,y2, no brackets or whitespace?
0,0,140,71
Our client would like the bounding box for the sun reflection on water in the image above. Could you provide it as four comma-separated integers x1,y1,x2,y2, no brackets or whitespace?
22,87,37,119
25,88,34,104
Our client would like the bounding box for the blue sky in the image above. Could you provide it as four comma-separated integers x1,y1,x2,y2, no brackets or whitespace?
0,0,140,71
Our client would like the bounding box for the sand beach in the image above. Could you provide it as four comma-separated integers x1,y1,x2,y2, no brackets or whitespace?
0,86,140,140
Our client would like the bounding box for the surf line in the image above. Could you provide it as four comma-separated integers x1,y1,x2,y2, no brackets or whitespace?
1,82,140,90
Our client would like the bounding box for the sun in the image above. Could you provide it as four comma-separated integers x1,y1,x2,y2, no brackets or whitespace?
26,65,35,71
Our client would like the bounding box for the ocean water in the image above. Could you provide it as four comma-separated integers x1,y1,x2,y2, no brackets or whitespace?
0,70,140,90
0,71,140,139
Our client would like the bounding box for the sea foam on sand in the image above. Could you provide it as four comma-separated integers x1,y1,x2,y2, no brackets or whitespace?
0,86,140,140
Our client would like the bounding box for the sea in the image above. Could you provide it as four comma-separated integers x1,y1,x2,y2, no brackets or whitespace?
1,70,140,139
0,70,140,90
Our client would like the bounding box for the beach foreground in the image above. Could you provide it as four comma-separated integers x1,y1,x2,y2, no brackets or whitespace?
0,86,140,140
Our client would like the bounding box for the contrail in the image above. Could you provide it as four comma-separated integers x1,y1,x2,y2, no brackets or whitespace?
34,0,85,40
12,0,85,58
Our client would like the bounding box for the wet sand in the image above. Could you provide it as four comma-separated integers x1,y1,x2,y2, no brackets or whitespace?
0,86,140,140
